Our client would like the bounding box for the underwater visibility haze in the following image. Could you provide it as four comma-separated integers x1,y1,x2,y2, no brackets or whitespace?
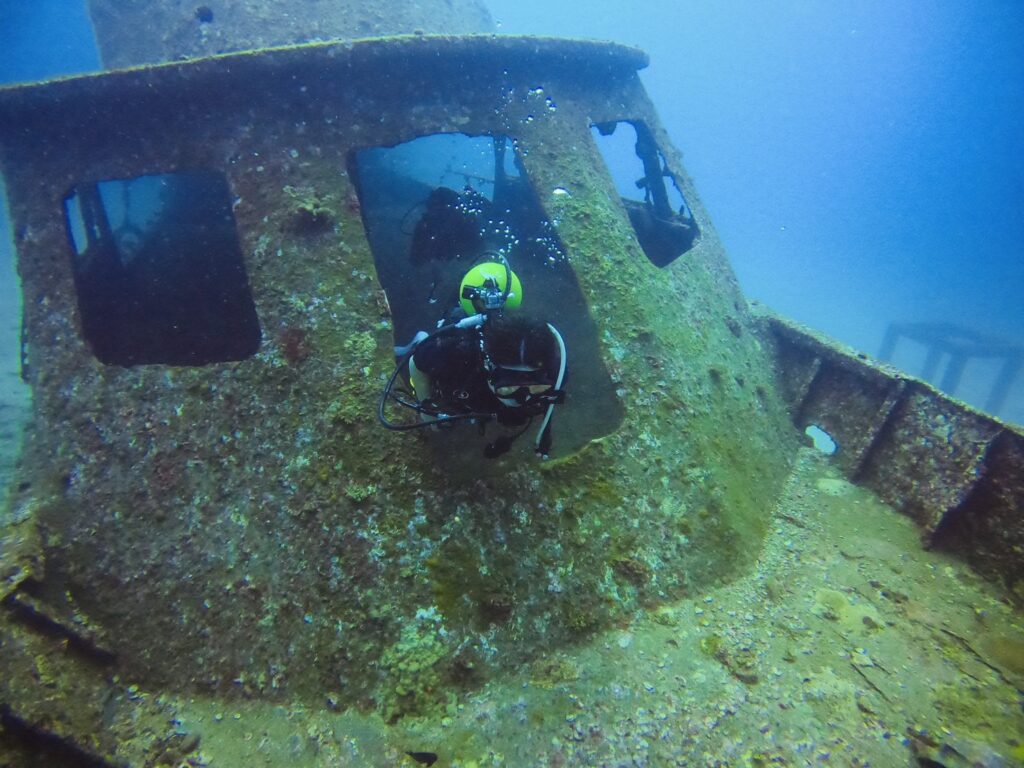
0,1,1022,766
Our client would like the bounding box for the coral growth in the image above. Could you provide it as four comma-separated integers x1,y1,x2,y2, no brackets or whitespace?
282,185,335,234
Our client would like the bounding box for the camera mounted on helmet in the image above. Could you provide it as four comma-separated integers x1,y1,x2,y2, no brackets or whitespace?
458,253,522,317
462,278,507,314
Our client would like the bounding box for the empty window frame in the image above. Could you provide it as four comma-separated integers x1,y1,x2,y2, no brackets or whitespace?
349,132,623,452
63,170,261,366
591,120,699,267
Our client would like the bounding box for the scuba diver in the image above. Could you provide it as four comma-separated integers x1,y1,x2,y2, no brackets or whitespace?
379,253,566,459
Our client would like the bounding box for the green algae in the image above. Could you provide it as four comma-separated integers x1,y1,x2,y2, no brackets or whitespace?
529,654,581,688
282,184,337,234
979,631,1024,680
377,607,453,721
426,541,516,630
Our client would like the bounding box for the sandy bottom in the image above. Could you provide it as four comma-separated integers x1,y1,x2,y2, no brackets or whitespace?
140,449,1022,767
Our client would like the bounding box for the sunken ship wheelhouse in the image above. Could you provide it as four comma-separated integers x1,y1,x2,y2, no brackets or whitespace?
0,1,1021,764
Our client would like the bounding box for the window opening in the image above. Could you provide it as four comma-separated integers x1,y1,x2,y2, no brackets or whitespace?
350,133,623,456
63,170,261,366
591,120,699,267
804,424,838,455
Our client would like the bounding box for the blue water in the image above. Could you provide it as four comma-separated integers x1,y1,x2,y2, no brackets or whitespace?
0,0,99,82
1,0,1022,422
489,0,1024,423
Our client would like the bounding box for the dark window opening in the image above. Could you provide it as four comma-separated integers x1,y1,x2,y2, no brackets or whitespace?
63,171,261,366
591,120,699,267
350,132,623,455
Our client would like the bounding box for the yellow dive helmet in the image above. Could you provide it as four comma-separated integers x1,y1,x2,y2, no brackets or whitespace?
459,259,523,316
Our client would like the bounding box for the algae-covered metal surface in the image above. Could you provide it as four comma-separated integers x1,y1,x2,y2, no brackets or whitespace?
86,0,495,69
5,449,1022,766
